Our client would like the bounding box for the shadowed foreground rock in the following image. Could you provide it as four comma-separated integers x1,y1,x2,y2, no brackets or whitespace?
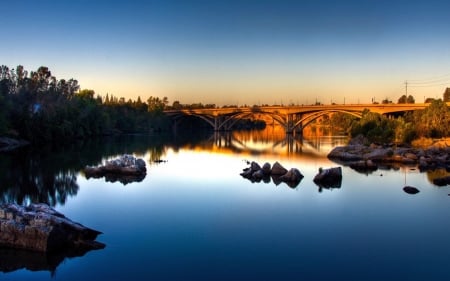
0,203,105,253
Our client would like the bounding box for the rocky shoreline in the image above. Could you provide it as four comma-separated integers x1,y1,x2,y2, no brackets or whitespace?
327,136,450,186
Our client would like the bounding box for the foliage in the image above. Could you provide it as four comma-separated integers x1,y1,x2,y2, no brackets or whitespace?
350,110,396,143
444,88,450,102
398,94,415,104
350,100,450,144
412,99,450,138
0,65,171,143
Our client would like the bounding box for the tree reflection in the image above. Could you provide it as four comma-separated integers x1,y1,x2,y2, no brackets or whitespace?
0,147,80,206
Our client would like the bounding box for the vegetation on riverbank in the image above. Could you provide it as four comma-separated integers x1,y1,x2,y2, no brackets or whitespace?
0,65,173,143
331,99,450,144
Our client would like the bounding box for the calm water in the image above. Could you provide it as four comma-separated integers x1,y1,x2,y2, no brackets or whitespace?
1,129,450,281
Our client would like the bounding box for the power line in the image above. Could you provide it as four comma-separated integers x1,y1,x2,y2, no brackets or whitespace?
408,73,450,83
407,82,450,88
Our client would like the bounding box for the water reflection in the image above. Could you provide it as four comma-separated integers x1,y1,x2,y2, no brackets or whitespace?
0,247,100,276
0,129,448,208
0,147,79,206
178,128,348,158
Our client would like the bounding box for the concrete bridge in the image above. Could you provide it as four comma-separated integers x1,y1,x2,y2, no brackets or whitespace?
165,103,431,134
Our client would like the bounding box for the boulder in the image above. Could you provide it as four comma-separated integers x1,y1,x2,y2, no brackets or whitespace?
250,161,261,172
271,161,288,175
432,176,450,186
84,155,146,183
252,169,265,181
279,168,304,183
262,162,272,175
313,167,343,188
403,186,420,194
0,203,105,253
349,160,378,173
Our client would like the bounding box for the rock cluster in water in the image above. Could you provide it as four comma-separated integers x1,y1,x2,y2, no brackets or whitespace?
84,154,147,184
0,203,105,253
240,161,343,190
240,161,304,187
327,136,450,186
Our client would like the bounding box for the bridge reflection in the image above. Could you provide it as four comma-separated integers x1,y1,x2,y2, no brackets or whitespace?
198,127,348,157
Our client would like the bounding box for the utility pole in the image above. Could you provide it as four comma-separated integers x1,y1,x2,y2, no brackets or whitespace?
405,80,408,96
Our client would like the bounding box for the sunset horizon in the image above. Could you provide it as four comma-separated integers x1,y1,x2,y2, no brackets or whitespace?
2,0,450,106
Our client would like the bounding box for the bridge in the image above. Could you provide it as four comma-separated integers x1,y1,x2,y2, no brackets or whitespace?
165,103,432,134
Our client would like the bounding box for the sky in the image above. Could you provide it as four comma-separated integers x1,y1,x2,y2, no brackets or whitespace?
1,0,450,106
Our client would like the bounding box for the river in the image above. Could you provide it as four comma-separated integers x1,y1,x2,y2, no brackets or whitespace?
1,128,450,281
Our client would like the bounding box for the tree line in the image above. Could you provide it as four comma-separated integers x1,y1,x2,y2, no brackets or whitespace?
0,65,172,143
330,98,450,144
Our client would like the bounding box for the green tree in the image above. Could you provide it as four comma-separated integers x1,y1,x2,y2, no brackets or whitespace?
406,95,415,104
398,95,407,104
414,99,450,138
444,88,450,102
350,110,397,143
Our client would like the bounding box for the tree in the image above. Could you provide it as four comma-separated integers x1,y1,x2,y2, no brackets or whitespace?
398,95,407,104
407,95,415,104
444,88,450,102
381,98,392,104
414,99,450,138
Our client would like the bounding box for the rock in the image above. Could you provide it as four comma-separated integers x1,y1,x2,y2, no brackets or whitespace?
403,186,420,194
252,169,265,181
432,176,450,186
349,160,378,173
313,167,343,188
348,135,368,146
404,152,418,161
84,154,146,184
262,162,271,175
271,161,288,175
279,168,304,183
240,167,253,178
0,203,105,253
250,161,261,172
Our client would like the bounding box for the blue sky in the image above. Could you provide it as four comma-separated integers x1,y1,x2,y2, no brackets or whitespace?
1,0,450,105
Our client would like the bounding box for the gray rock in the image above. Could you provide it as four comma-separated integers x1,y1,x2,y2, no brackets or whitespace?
0,203,104,253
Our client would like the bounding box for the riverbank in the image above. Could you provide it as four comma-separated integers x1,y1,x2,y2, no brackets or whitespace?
328,136,450,175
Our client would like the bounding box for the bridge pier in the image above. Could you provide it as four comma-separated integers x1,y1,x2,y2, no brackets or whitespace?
285,113,303,136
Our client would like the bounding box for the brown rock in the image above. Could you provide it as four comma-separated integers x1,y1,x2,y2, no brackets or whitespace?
271,161,288,175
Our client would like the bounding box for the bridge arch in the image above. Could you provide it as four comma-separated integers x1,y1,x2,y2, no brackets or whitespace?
292,110,362,131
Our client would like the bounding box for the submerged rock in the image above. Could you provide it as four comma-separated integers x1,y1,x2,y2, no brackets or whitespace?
0,203,105,253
